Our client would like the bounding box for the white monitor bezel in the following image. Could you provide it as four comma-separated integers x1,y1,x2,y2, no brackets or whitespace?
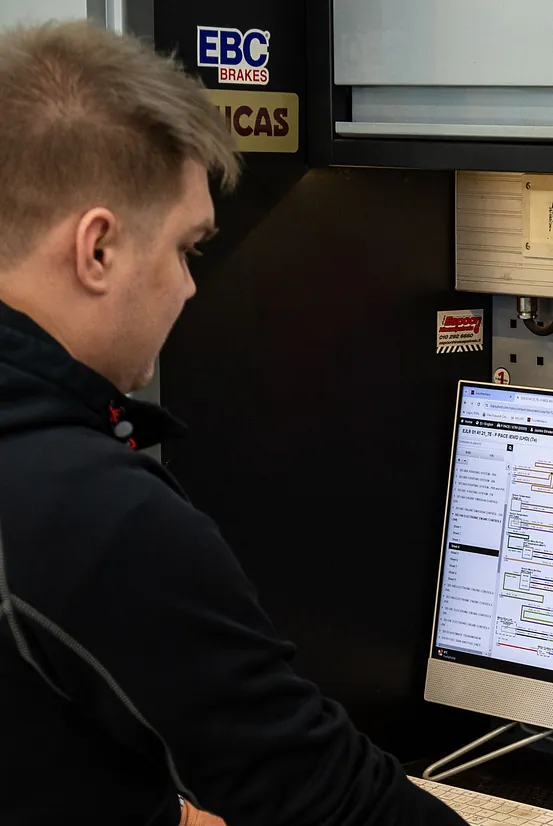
425,379,553,727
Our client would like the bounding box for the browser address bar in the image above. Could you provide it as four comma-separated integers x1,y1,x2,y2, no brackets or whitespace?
486,402,553,415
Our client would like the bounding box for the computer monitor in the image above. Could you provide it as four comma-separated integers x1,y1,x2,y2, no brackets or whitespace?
426,381,553,728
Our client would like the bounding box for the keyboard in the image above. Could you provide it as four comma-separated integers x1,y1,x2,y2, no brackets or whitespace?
409,775,553,824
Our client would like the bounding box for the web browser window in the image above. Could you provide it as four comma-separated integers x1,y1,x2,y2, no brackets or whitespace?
435,383,553,677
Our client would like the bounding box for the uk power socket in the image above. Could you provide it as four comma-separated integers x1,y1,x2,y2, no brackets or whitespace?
493,295,553,388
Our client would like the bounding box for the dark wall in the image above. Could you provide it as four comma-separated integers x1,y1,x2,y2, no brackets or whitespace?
156,1,493,760
160,165,493,758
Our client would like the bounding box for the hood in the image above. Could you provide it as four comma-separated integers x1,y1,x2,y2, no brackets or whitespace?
0,302,186,450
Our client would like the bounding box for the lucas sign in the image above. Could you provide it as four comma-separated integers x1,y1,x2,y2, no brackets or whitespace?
198,26,270,85
207,90,299,154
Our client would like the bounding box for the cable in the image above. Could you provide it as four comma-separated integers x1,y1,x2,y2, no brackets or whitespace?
422,722,553,783
521,722,553,744
523,319,553,337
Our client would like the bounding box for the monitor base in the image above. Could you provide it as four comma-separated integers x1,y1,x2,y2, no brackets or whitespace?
422,721,553,782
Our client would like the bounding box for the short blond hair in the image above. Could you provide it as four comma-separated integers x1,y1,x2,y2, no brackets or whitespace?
0,20,239,263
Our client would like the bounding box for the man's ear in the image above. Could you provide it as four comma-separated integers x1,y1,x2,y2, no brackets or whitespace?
75,208,117,295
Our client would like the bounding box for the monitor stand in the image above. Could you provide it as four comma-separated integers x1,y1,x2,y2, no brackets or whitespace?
423,722,553,782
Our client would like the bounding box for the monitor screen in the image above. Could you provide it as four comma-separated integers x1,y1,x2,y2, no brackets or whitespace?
433,381,553,683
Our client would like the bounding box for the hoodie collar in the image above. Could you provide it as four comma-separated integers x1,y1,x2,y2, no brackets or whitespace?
0,302,187,450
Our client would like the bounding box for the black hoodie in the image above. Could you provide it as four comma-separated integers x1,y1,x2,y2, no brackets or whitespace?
0,302,466,826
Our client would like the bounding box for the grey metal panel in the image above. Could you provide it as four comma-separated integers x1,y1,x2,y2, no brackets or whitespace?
334,0,553,88
336,122,553,140
104,0,124,32
125,0,153,41
352,87,553,129
492,295,553,389
86,0,106,25
0,0,88,25
341,85,553,141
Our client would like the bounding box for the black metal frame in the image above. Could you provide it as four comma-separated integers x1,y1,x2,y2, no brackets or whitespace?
306,0,553,173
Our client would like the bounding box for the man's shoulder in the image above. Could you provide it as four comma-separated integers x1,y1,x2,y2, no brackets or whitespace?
0,424,216,607
2,422,183,506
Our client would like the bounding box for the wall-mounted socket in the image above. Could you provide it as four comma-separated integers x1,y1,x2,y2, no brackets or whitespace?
493,295,553,388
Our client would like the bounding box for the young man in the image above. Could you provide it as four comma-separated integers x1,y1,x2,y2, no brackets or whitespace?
0,20,466,826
